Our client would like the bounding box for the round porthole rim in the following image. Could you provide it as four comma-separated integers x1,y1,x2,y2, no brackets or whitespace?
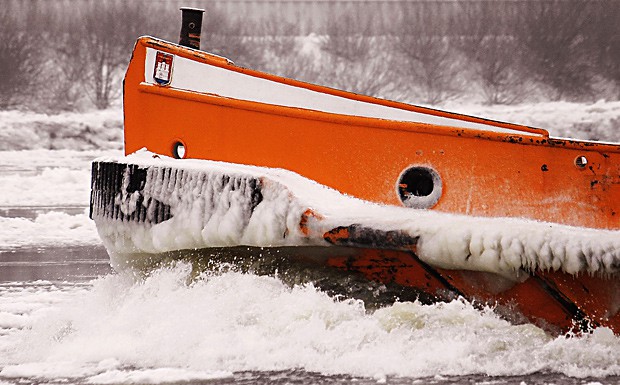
172,140,187,159
396,165,443,210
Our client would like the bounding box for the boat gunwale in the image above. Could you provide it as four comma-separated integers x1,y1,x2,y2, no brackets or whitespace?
134,36,620,153
136,38,555,130
137,81,620,154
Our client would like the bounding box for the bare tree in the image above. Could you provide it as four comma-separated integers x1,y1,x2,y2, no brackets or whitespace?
200,7,264,69
78,2,160,109
515,0,594,101
321,12,393,97
393,3,462,105
0,6,43,109
586,0,620,98
323,12,372,62
253,19,322,84
260,18,300,63
37,14,90,112
455,1,529,104
34,1,164,112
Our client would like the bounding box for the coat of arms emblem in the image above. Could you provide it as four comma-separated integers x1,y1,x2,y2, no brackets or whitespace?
153,51,174,86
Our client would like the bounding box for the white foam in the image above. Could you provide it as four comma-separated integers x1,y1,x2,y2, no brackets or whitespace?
86,368,231,384
0,267,618,380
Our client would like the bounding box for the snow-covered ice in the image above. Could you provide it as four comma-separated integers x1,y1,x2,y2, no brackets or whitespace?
445,99,620,144
0,149,120,249
0,109,122,151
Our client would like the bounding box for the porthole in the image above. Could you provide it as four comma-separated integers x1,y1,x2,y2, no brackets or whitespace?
574,155,587,169
172,141,187,159
397,166,442,209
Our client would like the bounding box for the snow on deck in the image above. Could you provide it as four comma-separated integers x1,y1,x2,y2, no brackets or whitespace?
93,150,620,279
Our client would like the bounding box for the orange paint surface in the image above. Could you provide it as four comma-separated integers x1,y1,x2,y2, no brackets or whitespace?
124,38,620,230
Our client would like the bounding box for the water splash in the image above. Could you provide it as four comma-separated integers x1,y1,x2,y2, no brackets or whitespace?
0,264,619,383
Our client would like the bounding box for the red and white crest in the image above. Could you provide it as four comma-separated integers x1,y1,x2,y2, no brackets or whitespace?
153,51,174,86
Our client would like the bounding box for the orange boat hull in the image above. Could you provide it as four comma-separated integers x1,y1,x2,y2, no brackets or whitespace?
125,37,620,230
93,37,620,335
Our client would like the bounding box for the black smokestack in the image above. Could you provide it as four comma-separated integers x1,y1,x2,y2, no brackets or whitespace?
179,7,205,50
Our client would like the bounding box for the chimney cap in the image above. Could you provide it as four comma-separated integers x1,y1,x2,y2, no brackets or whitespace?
180,7,205,13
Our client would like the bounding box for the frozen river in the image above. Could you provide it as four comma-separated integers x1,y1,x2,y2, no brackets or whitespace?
0,149,619,385
0,245,110,283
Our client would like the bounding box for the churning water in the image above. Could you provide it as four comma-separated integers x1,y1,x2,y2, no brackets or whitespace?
0,251,619,385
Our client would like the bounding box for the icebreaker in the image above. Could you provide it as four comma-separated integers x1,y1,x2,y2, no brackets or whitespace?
90,8,620,335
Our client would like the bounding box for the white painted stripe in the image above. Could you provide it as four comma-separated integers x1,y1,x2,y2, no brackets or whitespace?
144,48,541,135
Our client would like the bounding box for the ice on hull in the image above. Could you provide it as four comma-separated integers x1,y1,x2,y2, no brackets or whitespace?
90,151,620,335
